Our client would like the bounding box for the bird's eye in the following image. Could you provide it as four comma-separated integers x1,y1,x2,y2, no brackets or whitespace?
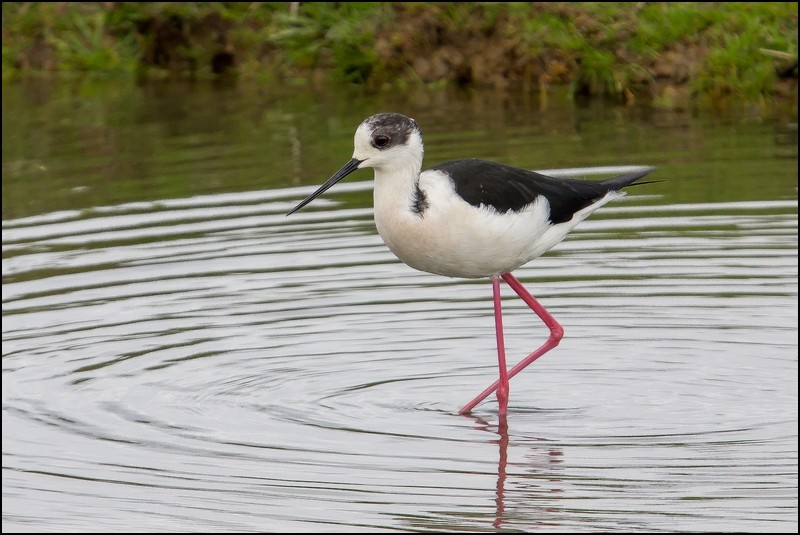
373,135,390,148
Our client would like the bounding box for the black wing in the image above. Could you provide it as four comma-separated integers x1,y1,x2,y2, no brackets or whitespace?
430,159,654,224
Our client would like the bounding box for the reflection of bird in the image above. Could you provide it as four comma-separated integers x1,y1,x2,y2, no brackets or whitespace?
288,113,655,415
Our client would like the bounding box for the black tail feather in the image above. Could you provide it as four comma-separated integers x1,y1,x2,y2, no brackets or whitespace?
600,167,658,191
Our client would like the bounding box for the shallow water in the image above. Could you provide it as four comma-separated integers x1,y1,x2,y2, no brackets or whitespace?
3,80,798,532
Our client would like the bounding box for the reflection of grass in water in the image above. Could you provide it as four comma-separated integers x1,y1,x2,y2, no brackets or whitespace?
2,3,797,107
2,75,796,220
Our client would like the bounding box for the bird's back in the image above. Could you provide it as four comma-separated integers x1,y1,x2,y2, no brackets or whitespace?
430,159,655,224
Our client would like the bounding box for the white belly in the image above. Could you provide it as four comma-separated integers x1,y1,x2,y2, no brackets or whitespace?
375,213,543,278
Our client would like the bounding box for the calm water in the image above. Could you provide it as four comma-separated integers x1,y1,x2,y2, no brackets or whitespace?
3,79,798,532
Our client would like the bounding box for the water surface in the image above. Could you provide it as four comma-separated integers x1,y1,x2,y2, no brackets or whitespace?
3,80,798,532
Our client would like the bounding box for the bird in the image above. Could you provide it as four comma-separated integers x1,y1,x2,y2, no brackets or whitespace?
287,112,655,416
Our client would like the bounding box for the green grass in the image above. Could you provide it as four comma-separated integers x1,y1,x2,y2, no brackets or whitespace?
2,2,797,108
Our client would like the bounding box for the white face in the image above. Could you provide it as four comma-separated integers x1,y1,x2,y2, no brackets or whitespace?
351,115,424,171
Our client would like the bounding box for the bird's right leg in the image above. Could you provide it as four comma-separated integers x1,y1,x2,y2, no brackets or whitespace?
492,275,509,416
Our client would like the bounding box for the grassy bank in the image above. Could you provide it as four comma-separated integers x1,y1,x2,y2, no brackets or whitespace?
2,2,797,109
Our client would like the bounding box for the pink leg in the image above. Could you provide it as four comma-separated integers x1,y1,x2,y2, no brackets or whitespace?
492,275,509,416
459,273,564,415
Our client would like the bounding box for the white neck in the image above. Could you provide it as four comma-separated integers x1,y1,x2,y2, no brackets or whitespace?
372,156,422,216
370,146,426,266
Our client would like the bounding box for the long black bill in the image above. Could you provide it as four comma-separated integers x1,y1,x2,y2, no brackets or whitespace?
286,158,363,216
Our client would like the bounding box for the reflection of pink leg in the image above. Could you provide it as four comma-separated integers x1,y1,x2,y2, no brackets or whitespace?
493,414,508,529
459,273,564,415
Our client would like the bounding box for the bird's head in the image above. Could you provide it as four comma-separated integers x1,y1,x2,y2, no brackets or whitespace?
287,113,423,215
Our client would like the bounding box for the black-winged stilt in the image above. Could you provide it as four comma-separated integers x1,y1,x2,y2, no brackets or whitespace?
287,112,655,416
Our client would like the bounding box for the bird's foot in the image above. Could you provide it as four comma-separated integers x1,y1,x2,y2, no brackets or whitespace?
497,383,509,416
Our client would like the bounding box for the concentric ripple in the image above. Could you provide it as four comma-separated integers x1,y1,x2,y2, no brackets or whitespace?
3,175,798,532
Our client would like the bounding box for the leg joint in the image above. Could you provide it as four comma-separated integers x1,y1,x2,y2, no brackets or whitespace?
551,323,565,343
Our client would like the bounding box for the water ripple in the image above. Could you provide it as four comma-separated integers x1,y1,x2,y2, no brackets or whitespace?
3,184,797,532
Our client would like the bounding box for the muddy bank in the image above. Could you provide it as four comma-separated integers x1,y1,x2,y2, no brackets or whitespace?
372,3,797,108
